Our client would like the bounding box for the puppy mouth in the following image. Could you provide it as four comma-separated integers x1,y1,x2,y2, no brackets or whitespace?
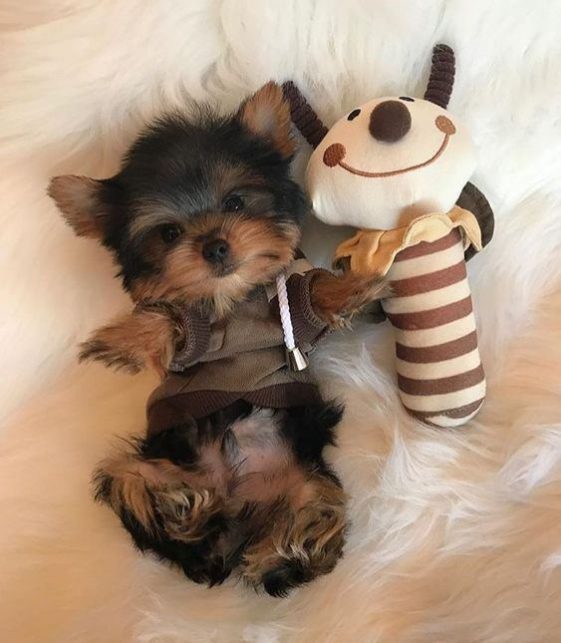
323,115,456,178
211,261,236,277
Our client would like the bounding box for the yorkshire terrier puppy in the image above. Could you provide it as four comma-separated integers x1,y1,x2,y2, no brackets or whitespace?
49,82,384,596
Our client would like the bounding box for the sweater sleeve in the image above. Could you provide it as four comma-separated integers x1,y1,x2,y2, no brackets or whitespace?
282,268,331,346
167,306,211,372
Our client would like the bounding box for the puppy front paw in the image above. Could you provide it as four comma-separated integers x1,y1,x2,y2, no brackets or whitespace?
79,302,184,375
79,335,143,373
310,270,388,328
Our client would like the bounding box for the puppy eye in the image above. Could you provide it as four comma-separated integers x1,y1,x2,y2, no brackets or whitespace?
159,224,183,244
347,109,361,121
399,96,415,102
222,195,244,212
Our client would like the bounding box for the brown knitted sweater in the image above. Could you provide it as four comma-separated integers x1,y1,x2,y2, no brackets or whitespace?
147,259,330,437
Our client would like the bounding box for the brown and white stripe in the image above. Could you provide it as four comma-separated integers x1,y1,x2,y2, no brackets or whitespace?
383,228,485,427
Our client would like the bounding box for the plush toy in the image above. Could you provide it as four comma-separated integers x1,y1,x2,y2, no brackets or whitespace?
284,44,494,428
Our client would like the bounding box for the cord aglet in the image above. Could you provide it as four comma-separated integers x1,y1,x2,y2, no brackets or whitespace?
286,346,309,372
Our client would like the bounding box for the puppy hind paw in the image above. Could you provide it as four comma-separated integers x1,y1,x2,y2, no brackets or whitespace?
241,473,347,597
260,559,313,598
152,486,225,543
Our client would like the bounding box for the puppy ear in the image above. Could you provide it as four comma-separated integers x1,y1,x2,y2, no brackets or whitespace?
48,175,110,239
237,81,296,158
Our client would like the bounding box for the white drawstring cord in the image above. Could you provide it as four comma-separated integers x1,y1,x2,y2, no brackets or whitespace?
276,273,295,351
276,272,309,371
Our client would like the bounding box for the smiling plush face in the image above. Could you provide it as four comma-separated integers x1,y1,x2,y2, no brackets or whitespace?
306,96,476,230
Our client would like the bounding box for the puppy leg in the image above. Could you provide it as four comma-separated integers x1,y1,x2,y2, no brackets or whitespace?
310,270,387,328
240,471,347,597
280,402,343,464
94,425,232,585
80,302,184,375
227,404,347,597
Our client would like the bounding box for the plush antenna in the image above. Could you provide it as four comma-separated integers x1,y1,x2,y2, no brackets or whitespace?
282,81,328,149
424,44,456,109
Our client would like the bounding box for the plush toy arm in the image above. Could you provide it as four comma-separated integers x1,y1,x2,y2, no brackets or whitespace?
457,182,494,260
383,228,486,427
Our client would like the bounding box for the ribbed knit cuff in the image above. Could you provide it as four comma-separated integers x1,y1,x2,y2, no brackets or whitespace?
168,306,211,372
285,268,330,345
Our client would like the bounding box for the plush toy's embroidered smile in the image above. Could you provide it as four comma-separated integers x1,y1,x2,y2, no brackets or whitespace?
322,115,456,179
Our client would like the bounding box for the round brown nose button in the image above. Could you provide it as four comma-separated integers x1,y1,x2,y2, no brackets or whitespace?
323,143,346,167
369,100,411,143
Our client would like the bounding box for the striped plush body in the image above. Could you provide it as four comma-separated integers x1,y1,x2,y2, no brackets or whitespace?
287,44,495,428
382,227,485,427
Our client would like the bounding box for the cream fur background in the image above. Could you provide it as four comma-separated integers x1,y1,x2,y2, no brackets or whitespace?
2,1,561,641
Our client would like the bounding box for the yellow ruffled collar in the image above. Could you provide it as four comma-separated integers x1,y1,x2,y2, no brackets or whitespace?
334,206,482,277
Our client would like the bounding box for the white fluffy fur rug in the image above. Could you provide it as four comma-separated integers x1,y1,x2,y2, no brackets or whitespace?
2,1,561,641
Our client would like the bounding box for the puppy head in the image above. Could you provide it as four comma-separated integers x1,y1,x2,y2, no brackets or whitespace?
49,82,307,315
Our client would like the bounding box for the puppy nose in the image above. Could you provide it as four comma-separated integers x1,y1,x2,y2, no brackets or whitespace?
369,100,411,143
202,238,230,264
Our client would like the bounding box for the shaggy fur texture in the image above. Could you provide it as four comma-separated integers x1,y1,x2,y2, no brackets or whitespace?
48,81,357,595
1,0,561,641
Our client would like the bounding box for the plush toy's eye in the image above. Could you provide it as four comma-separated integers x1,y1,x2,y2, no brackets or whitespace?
347,109,361,121
222,195,245,212
159,224,183,244
399,96,415,102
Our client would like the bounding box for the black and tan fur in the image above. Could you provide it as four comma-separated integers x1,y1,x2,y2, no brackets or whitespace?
49,82,382,596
